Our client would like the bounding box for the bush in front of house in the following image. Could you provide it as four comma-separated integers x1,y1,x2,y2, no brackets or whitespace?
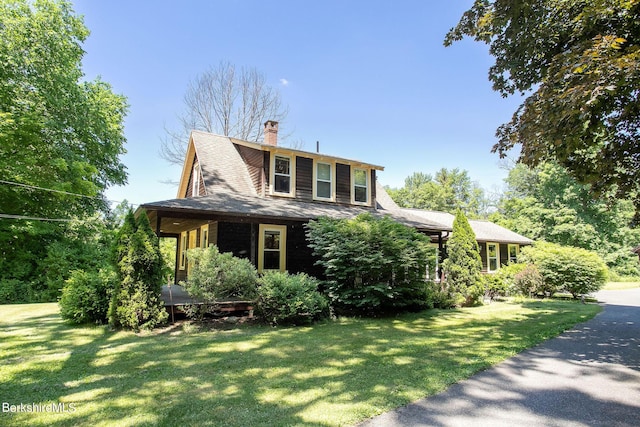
306,213,435,316
59,268,117,324
183,245,258,302
441,209,484,307
108,210,168,331
520,242,608,298
256,271,329,325
512,264,544,296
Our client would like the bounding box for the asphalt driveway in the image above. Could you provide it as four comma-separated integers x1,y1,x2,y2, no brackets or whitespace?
359,288,640,427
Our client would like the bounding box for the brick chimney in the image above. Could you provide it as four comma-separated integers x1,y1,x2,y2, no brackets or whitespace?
264,120,278,146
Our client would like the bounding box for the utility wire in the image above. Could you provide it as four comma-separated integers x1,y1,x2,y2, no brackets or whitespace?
0,213,76,222
0,179,138,207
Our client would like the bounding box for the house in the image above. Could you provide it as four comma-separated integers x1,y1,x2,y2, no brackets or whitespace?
139,121,531,282
397,209,533,273
634,246,640,262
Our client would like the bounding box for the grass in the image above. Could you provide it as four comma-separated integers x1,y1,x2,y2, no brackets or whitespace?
603,281,640,290
1,300,600,427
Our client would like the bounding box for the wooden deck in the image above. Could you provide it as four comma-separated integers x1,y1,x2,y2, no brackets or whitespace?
161,285,254,321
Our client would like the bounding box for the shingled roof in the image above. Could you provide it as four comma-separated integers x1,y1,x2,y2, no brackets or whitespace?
399,208,533,245
141,188,446,232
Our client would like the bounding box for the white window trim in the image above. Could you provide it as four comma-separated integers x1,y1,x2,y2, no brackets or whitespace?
270,154,296,197
258,224,287,273
507,244,519,264
351,167,370,205
200,225,209,249
179,232,187,270
487,242,500,273
313,159,335,202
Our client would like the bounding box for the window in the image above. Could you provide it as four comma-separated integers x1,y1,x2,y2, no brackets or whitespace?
508,244,519,264
179,232,187,270
352,168,369,204
487,242,499,272
192,163,200,196
200,225,209,248
258,224,287,272
273,155,292,195
314,161,334,200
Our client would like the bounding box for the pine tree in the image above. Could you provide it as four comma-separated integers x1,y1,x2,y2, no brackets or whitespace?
442,209,484,306
108,209,167,330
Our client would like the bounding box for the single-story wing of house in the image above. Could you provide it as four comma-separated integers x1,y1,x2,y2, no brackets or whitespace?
138,121,532,282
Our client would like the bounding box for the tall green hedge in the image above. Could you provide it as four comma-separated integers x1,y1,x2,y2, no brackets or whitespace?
306,213,435,315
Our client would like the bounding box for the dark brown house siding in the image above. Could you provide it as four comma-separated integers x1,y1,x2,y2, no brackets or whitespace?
286,222,324,278
235,144,265,194
217,222,253,260
336,163,351,204
295,156,313,201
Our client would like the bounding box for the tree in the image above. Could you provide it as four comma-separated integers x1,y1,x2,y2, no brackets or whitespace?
161,61,288,165
441,209,484,306
491,162,640,277
387,169,490,218
108,210,167,330
0,0,128,301
445,1,640,217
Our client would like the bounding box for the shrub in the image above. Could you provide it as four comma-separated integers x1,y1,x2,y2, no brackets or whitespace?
256,271,329,325
108,210,168,331
306,214,435,315
484,274,509,301
441,210,484,306
0,279,31,304
513,264,544,296
521,242,608,298
59,269,117,324
184,245,258,302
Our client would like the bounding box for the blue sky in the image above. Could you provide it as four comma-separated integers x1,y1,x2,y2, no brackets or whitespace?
72,1,524,207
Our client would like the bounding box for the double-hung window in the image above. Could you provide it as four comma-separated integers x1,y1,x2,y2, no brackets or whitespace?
487,242,499,272
273,155,293,195
258,224,287,272
352,168,369,204
314,161,333,201
508,244,519,264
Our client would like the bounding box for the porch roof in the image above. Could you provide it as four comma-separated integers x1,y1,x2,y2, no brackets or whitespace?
139,190,447,234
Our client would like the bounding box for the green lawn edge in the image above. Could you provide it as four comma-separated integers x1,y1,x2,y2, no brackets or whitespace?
1,300,601,427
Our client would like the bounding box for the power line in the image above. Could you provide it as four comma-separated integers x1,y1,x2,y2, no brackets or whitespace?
0,213,76,222
0,179,138,207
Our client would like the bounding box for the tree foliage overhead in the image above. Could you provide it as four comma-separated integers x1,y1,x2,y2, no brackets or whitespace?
387,168,490,218
446,0,640,214
0,0,128,302
161,61,288,166
0,0,128,218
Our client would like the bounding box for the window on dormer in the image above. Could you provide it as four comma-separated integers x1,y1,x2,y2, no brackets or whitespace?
315,161,333,200
353,168,369,204
273,155,292,194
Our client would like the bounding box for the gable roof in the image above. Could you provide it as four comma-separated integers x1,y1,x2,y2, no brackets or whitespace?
399,208,533,245
177,131,257,198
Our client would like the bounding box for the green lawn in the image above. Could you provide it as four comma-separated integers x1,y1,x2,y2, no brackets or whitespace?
1,300,600,427
603,281,640,290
